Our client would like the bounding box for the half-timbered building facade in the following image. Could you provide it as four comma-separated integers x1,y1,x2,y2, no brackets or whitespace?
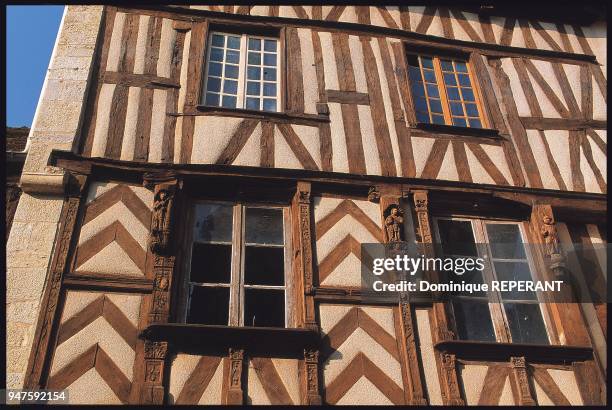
6,4,607,405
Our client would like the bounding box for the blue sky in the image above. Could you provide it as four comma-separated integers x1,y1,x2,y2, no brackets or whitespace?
7,5,65,127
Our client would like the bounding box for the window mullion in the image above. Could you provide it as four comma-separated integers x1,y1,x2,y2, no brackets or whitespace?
236,35,247,109
229,204,243,326
433,57,453,125
466,61,489,128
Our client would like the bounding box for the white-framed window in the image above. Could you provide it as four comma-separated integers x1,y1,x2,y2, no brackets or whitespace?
433,217,552,344
182,201,292,328
202,31,280,112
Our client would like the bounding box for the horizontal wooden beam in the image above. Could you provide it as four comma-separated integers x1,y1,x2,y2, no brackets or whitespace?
64,272,153,293
520,116,607,130
49,150,607,214
326,90,370,105
187,105,329,127
117,5,598,65
102,71,180,90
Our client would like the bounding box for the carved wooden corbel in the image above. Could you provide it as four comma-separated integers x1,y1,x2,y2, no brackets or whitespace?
439,353,464,406
302,348,322,405
225,348,244,405
509,356,536,405
140,341,168,404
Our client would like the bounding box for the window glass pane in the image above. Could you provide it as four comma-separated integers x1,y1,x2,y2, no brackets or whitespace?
210,47,223,62
245,207,284,245
453,300,496,342
450,102,464,116
414,97,428,113
446,86,460,100
245,246,284,286
263,83,276,97
486,224,526,259
224,65,239,79
458,73,471,86
455,61,468,72
421,56,433,68
211,34,224,47
244,289,285,327
461,88,475,101
432,114,445,124
465,103,479,117
408,66,422,81
248,67,261,80
440,59,453,71
437,219,478,256
248,37,261,51
223,80,238,94
208,62,222,77
429,99,443,113
227,35,240,49
504,303,549,344
263,53,276,67
443,72,457,86
411,82,426,98
246,81,260,96
248,51,261,65
263,67,277,81
416,111,430,123
426,84,439,98
222,95,237,108
494,262,537,300
469,119,482,128
187,286,229,325
423,69,436,83
190,243,232,284
263,99,277,112
226,49,240,64
246,97,260,110
452,117,467,127
205,92,219,106
264,39,277,52
207,77,221,92
193,203,233,243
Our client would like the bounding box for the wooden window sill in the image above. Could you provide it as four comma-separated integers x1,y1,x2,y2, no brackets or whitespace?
434,339,593,364
192,105,330,126
140,323,319,355
412,122,505,143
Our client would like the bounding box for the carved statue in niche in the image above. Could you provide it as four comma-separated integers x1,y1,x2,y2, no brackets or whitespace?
385,205,404,242
150,187,174,254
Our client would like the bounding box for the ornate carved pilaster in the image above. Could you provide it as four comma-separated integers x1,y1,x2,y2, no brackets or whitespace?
140,172,181,404
398,301,428,405
509,357,536,406
225,348,244,405
24,172,88,389
302,349,322,405
439,353,464,406
293,181,317,330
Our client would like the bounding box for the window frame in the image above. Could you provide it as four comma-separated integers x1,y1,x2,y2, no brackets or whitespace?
432,216,555,344
200,27,284,113
404,50,490,129
180,200,294,328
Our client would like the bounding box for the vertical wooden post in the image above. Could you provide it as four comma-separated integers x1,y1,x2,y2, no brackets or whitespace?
373,187,427,405
139,172,181,404
292,181,322,405
412,190,464,406
509,357,536,405
224,348,244,405
24,172,89,390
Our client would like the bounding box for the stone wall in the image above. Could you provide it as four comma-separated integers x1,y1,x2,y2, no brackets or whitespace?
6,5,104,388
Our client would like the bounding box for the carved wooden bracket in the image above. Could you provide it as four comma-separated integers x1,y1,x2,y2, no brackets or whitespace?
225,348,244,405
302,348,322,405
509,356,536,405
439,353,465,406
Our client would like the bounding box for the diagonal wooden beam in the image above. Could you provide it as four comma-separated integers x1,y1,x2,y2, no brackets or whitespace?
103,296,139,349
376,6,399,29
532,367,571,405
251,358,294,404
292,5,309,19
47,344,97,390
318,235,364,284
358,309,400,361
215,119,259,165
175,356,223,404
414,6,436,34
322,307,359,360
420,139,450,179
361,353,405,404
315,199,382,242
114,222,147,272
450,9,483,43
56,296,105,346
95,346,132,403
537,131,568,191
466,143,510,185
325,5,346,21
276,123,319,170
324,351,364,404
551,63,581,118
530,21,563,52
586,129,606,155
522,59,571,119
499,18,515,46
478,366,510,405
579,132,606,193
83,184,151,228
